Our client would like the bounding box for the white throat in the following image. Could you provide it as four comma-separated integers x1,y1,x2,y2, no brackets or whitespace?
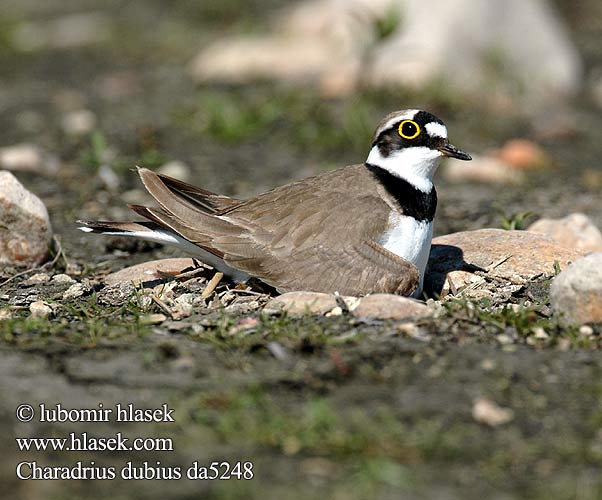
366,146,443,193
380,215,433,297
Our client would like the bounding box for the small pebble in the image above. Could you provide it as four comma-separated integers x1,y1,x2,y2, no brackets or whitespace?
62,283,86,300
325,306,343,317
472,397,514,426
0,308,13,320
528,213,602,254
472,398,514,427
496,334,513,345
494,138,549,170
141,313,167,325
24,273,50,285
443,154,524,185
51,274,75,284
266,341,289,361
29,300,52,319
533,327,549,339
579,325,594,337
61,109,97,136
480,359,496,371
97,164,120,191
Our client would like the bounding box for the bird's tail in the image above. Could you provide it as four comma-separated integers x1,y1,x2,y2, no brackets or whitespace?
77,220,206,253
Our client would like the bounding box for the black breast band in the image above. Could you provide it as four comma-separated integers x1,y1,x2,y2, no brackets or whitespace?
365,163,437,222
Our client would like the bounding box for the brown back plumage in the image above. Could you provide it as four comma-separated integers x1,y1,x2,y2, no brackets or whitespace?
132,166,419,296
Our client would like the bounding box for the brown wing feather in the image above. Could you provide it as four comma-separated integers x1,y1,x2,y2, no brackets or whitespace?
227,239,419,296
154,171,242,213
137,168,236,235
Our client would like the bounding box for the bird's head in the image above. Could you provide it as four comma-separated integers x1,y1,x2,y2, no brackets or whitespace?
366,109,471,191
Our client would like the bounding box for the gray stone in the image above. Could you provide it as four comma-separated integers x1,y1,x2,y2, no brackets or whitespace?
0,171,52,267
352,294,431,320
550,253,602,325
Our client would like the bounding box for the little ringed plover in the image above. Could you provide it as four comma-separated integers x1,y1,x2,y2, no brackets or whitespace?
79,109,471,297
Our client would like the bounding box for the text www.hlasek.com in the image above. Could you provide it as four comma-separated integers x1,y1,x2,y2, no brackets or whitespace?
16,432,173,452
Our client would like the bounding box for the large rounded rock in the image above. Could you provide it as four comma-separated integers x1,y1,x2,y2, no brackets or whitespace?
426,229,584,297
0,171,52,267
550,253,602,325
528,213,602,254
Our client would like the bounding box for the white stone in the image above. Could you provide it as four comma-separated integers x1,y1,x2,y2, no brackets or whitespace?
29,301,52,319
23,273,50,285
51,274,75,284
579,325,594,336
63,283,86,300
472,397,514,426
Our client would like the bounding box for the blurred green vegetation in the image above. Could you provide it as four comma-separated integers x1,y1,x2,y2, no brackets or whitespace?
172,84,471,159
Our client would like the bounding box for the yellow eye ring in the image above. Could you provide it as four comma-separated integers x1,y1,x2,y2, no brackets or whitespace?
398,120,421,140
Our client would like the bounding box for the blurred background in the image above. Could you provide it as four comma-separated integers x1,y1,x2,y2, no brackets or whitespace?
2,1,602,499
0,0,600,258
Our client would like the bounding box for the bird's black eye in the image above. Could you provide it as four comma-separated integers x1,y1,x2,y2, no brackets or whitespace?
398,120,421,140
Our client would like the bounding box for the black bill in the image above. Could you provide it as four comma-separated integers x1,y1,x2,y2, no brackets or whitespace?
438,141,472,161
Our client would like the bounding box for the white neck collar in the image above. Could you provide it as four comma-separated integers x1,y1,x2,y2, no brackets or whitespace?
365,146,442,193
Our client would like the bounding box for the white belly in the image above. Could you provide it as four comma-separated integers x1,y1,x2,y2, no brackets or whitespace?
380,214,433,295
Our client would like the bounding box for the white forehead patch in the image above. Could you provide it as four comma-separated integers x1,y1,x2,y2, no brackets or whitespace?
378,109,419,136
425,122,447,139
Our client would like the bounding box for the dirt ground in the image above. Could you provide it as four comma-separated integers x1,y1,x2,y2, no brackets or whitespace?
1,1,602,499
